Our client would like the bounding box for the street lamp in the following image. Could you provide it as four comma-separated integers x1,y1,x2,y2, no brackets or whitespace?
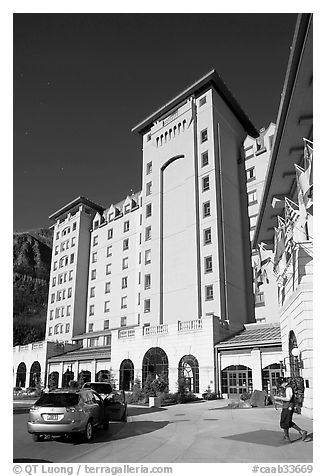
291,347,304,369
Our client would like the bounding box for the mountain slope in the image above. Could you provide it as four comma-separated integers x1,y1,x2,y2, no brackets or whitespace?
13,228,53,346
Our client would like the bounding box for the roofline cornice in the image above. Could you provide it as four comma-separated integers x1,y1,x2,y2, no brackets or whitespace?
131,69,258,138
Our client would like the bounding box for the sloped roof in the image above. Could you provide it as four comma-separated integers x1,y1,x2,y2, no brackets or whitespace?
48,346,111,363
216,323,281,349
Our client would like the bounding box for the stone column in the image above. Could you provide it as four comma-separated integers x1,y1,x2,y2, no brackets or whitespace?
251,347,262,391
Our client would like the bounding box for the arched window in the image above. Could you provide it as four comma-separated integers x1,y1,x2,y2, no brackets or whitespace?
78,370,91,385
178,355,199,393
178,123,181,134
182,119,186,130
142,347,168,387
29,361,41,387
173,126,177,137
289,330,300,378
119,359,134,391
262,363,282,395
221,365,252,396
16,362,27,388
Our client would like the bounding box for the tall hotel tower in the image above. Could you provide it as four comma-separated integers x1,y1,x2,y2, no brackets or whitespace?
45,70,259,394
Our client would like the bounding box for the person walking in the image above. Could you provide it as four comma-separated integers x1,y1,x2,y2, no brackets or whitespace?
273,377,307,443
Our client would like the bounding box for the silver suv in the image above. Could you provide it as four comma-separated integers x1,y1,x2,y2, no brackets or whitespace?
27,388,109,442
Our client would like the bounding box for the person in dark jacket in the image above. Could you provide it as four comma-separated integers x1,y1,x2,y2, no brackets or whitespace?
273,378,307,443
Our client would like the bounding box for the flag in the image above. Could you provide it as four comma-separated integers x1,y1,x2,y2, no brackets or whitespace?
256,243,271,286
273,224,286,273
284,198,299,245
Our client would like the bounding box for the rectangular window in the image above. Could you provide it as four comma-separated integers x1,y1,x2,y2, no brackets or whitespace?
146,181,152,196
50,310,54,320
92,252,97,263
255,291,265,307
89,337,99,347
53,261,57,271
106,263,112,275
248,189,257,205
105,282,111,294
107,228,113,240
203,228,212,245
246,167,255,182
145,249,151,264
91,269,96,280
56,232,60,240
90,287,95,298
202,175,210,192
205,255,213,273
69,270,73,281
52,277,56,287
122,276,128,289
104,301,110,312
146,161,152,174
146,203,152,218
89,305,95,316
107,245,112,257
70,253,74,264
244,146,254,159
201,151,209,167
93,235,98,246
88,323,94,332
144,299,151,313
249,215,258,230
121,296,127,309
72,222,77,231
122,257,128,269
57,290,62,301
205,285,214,301
124,221,130,233
66,305,71,316
104,335,112,346
104,319,110,330
145,226,151,241
203,201,211,218
65,323,70,333
144,274,151,290
55,308,60,318
48,327,52,336
199,96,207,107
67,287,72,298
123,238,129,251
55,245,59,255
201,128,208,143
121,316,127,327
71,237,76,247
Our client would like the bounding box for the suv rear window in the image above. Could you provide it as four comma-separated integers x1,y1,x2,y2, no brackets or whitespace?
83,383,112,395
35,393,80,407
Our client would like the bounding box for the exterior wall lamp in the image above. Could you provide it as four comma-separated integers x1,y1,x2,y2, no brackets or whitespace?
291,347,304,369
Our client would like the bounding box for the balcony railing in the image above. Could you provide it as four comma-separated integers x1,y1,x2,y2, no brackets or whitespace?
118,329,135,339
32,342,44,350
143,324,169,336
178,319,203,332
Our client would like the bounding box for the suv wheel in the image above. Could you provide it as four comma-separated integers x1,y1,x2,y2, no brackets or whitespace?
83,420,93,442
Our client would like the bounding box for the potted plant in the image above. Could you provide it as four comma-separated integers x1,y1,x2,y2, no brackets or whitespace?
145,374,167,407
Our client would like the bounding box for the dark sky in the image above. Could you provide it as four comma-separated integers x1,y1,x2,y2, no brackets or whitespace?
13,13,298,232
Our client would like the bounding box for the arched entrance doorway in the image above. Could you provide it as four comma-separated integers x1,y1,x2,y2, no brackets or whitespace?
119,359,134,391
178,355,199,393
142,347,168,386
62,369,74,387
221,365,253,396
96,370,111,382
48,371,59,390
29,361,41,387
262,363,282,395
289,330,300,378
16,362,27,388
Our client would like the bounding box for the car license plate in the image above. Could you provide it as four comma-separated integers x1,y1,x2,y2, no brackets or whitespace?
45,414,59,421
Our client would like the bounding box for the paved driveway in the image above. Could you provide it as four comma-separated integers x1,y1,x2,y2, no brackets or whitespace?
64,399,313,463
